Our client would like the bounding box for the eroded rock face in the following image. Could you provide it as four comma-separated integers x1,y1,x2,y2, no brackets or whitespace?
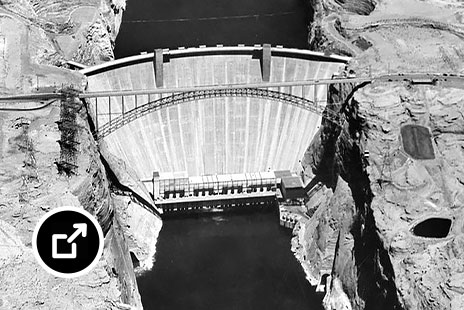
296,78,464,309
0,0,125,66
307,0,375,55
0,0,161,309
333,0,375,15
357,84,464,310
299,1,464,309
98,140,163,273
0,94,140,308
71,0,125,65
292,178,353,287
113,195,162,273
298,81,403,310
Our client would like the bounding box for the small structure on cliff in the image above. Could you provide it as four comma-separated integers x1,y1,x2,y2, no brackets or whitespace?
55,94,81,176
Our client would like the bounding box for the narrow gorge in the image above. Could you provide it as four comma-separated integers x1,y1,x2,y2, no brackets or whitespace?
1,0,464,309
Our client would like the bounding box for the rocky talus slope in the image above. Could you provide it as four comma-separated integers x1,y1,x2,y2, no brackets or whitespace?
0,0,161,309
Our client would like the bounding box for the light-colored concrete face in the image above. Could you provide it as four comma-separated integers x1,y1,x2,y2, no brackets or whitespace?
86,52,346,178
104,98,319,177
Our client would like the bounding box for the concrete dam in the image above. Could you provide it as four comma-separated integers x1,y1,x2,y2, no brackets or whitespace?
81,45,348,183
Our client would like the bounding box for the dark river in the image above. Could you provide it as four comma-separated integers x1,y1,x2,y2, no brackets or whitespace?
137,210,323,310
114,0,312,58
115,0,319,308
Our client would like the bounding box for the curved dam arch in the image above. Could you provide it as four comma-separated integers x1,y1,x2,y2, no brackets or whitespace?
82,45,349,178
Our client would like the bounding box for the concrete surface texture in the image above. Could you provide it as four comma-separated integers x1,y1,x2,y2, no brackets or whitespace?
85,51,346,178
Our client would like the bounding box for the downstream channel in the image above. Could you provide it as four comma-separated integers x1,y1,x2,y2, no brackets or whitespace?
114,0,320,309
137,211,323,310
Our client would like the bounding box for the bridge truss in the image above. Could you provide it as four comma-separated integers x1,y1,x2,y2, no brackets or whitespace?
82,72,446,139
3,73,447,139
87,85,342,140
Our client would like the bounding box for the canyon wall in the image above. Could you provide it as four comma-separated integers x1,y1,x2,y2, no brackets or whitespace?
296,0,464,308
0,0,161,309
296,72,464,310
306,0,376,55
297,80,403,310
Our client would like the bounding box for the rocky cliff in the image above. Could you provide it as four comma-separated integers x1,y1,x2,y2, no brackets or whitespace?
297,74,464,310
0,0,161,309
296,0,464,308
297,80,403,310
0,0,125,66
306,0,376,55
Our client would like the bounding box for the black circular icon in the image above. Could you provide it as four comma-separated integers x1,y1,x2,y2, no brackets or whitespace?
32,207,104,278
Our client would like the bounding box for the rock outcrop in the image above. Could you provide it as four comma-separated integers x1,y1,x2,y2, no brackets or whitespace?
0,0,125,67
306,0,375,55
0,0,161,309
296,1,464,309
296,79,402,310
0,92,143,309
296,68,464,310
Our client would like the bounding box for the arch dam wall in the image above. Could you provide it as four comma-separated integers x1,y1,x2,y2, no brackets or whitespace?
82,46,348,179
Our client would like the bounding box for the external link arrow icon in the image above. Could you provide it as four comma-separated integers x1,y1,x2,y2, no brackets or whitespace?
51,223,86,260
35,207,105,275
67,223,87,243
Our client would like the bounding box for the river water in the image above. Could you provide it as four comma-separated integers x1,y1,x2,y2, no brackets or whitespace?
137,210,323,310
115,1,319,309
114,0,312,58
